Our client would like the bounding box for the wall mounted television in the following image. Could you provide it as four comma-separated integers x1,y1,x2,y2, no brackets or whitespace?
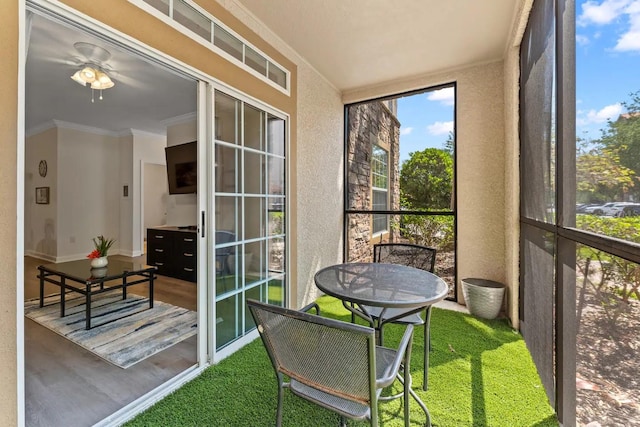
165,141,197,194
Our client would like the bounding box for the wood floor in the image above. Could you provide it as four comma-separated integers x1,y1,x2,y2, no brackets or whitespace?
24,254,198,427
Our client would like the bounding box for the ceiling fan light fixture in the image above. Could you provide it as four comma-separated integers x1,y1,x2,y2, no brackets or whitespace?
90,79,114,90
70,70,87,86
80,66,97,83
70,43,116,102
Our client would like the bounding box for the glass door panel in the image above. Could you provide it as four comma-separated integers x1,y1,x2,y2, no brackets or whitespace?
267,155,284,195
267,115,285,155
216,294,240,350
244,197,265,240
215,196,240,238
245,240,266,280
244,105,264,151
243,151,265,194
268,237,285,273
215,92,239,144
215,145,240,193
213,89,286,352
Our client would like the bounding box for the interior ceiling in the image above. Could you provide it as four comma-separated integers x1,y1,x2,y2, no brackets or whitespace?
237,0,522,91
26,14,197,135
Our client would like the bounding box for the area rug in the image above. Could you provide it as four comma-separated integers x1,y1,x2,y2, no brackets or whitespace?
25,292,197,369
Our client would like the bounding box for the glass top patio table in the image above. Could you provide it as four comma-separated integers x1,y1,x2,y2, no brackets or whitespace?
314,262,448,310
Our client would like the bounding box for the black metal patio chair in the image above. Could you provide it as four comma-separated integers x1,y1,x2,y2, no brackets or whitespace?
247,299,415,427
364,242,437,391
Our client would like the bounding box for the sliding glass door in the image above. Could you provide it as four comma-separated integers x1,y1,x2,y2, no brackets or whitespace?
212,90,286,353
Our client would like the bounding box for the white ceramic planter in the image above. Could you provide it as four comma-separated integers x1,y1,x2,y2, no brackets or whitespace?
90,256,108,269
461,278,505,320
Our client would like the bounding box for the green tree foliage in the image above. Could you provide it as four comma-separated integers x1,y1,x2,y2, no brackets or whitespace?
400,148,453,210
444,131,455,156
576,141,635,202
400,214,455,251
576,215,640,326
594,90,640,199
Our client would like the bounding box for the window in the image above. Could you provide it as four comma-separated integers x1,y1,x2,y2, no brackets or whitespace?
133,0,290,92
345,86,457,300
520,1,640,425
371,145,389,234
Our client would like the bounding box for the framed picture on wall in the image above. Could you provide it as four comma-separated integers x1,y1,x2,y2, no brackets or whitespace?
35,187,50,204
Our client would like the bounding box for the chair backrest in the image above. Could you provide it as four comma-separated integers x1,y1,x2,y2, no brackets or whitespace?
215,231,235,245
247,299,377,406
373,243,437,273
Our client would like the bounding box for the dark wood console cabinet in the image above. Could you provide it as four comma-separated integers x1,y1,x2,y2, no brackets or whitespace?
147,227,197,282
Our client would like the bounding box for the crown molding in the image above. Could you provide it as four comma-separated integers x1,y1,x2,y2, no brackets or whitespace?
161,112,197,128
26,119,119,138
116,129,166,138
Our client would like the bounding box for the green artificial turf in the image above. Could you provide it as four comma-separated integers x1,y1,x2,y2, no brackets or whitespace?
125,296,558,426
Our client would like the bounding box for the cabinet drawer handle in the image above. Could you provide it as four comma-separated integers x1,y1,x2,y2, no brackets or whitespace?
183,238,194,242
184,267,194,272
155,249,164,253
155,262,164,266
184,252,194,257
155,235,164,239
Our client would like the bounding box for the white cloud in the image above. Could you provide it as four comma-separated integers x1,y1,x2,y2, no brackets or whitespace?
584,103,624,123
615,2,640,50
578,0,640,52
427,121,454,135
426,87,455,106
616,29,640,50
579,0,630,25
400,127,414,136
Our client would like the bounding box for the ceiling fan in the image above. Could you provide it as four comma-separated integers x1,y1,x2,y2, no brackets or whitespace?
67,42,117,102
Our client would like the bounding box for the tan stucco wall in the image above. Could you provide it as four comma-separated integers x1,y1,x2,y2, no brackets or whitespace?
0,0,19,424
504,49,521,328
343,61,510,319
502,0,534,329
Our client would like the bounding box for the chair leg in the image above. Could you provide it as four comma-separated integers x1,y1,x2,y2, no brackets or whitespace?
423,307,433,391
276,375,284,427
403,333,412,427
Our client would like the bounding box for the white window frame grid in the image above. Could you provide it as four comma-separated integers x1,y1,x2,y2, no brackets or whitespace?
129,0,291,95
213,95,286,352
371,144,389,235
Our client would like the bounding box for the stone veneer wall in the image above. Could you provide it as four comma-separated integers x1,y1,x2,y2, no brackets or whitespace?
346,101,400,262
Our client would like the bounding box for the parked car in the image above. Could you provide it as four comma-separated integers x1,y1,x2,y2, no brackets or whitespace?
576,203,601,213
616,204,640,217
583,202,616,215
603,202,636,216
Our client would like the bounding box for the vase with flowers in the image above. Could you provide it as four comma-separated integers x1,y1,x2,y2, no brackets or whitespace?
87,235,115,268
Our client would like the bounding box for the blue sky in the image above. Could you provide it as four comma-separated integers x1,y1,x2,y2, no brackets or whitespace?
396,87,454,164
396,0,640,162
576,0,640,144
